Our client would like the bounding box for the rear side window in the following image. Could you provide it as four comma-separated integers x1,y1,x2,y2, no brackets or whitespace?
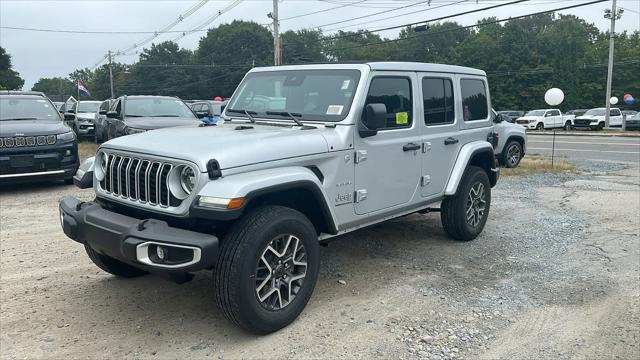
365,77,412,129
461,79,488,121
422,77,455,125
548,110,560,116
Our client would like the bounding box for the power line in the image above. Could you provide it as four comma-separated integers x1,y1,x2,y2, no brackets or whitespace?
311,0,436,29
322,0,608,53
165,0,243,45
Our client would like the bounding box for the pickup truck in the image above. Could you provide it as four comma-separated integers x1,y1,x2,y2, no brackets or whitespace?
515,109,573,130
572,107,623,130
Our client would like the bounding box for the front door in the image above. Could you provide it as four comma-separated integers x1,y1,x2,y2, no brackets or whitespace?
418,74,460,198
353,73,422,215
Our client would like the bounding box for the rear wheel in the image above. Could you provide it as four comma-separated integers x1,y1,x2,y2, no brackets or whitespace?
85,245,148,278
441,166,491,241
564,121,572,131
214,205,319,334
502,141,523,168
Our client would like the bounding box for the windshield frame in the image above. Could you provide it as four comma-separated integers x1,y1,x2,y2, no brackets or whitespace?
225,69,363,123
0,96,62,122
124,97,197,119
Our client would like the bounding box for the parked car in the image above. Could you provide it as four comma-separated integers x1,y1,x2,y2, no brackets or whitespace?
102,95,201,140
67,100,101,139
0,91,78,184
492,110,527,168
515,109,573,130
625,112,640,131
94,99,116,143
496,110,523,123
573,107,623,130
190,100,228,122
61,62,500,334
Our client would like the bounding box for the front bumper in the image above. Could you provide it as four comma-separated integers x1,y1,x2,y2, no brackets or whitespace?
0,141,79,183
76,121,95,136
59,196,219,272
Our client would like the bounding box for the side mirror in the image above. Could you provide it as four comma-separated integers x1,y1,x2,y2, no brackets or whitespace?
106,111,119,119
99,110,107,115
360,103,387,138
64,113,75,121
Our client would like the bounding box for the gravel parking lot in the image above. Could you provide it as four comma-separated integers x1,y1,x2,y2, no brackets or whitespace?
1,161,638,359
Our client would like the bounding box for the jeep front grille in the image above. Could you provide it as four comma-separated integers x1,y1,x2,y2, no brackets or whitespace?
0,135,56,148
100,154,179,207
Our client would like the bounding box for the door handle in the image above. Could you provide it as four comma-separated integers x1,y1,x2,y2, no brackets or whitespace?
403,143,421,152
444,137,459,145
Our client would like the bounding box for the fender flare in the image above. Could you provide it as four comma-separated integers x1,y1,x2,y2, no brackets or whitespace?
74,156,95,189
444,141,496,196
192,167,338,233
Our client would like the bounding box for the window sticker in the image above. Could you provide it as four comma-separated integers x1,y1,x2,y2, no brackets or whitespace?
326,105,344,115
341,80,351,90
396,112,409,125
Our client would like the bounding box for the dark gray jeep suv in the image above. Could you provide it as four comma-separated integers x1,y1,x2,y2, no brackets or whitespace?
0,91,79,184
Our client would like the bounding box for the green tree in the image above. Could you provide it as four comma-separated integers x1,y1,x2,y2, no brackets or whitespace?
31,77,75,96
195,21,273,98
281,29,326,64
323,30,394,61
0,47,25,90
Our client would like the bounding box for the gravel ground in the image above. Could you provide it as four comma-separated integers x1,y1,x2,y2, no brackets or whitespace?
1,161,638,359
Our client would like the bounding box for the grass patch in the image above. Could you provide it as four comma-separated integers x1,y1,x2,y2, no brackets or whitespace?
78,141,98,161
502,155,577,176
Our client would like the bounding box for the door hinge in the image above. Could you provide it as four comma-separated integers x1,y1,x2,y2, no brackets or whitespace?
355,189,367,203
421,175,431,187
422,142,431,153
355,150,367,164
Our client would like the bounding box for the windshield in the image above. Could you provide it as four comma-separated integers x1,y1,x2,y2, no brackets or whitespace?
585,109,606,116
227,69,361,122
125,98,196,118
525,110,546,116
77,102,101,113
0,97,61,121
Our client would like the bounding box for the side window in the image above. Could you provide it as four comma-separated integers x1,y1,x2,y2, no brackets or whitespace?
611,109,620,116
422,77,455,125
365,77,412,129
112,100,122,115
99,101,109,112
192,103,203,112
461,79,488,121
550,110,560,116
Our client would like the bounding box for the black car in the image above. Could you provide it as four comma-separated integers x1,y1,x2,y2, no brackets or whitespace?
102,95,201,140
0,92,79,184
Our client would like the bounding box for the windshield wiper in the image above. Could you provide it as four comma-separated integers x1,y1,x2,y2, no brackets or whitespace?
1,117,38,121
265,111,305,127
226,109,257,123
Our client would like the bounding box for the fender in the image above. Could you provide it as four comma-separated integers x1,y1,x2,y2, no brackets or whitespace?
192,166,338,233
444,141,496,196
74,156,95,189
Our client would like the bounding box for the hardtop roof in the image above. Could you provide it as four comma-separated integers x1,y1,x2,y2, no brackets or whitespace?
252,61,486,76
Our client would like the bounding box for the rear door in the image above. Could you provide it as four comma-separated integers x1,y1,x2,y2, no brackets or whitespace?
418,74,460,198
353,73,422,215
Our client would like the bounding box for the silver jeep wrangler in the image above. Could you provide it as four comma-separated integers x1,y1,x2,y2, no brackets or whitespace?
60,62,499,334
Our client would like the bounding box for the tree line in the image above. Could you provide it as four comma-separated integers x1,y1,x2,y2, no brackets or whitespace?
19,13,640,111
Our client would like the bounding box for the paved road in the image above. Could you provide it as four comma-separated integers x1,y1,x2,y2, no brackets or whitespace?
527,134,640,163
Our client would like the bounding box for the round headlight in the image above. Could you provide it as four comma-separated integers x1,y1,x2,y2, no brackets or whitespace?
95,152,108,181
180,166,197,194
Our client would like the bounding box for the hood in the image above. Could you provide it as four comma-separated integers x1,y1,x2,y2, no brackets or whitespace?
0,120,71,136
516,116,539,121
101,122,330,171
126,117,201,130
76,112,96,120
575,115,597,120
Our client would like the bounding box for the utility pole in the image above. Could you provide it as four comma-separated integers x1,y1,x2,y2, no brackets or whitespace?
108,50,115,98
604,0,623,128
270,0,281,66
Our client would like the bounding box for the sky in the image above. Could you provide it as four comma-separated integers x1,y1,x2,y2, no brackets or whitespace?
1,0,639,90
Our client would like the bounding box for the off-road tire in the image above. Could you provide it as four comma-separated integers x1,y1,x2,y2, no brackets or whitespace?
502,140,523,168
214,205,320,334
441,166,491,242
85,245,148,278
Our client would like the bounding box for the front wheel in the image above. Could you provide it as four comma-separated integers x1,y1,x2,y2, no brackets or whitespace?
596,122,605,131
502,141,523,168
214,205,319,334
536,122,544,130
441,166,491,241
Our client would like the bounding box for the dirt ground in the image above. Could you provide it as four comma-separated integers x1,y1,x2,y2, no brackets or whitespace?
1,163,638,359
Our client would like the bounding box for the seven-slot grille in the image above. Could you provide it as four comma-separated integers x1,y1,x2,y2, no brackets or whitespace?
0,135,56,148
100,154,178,207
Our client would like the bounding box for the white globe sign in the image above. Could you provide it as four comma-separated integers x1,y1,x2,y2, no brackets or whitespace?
610,96,619,105
544,88,564,106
